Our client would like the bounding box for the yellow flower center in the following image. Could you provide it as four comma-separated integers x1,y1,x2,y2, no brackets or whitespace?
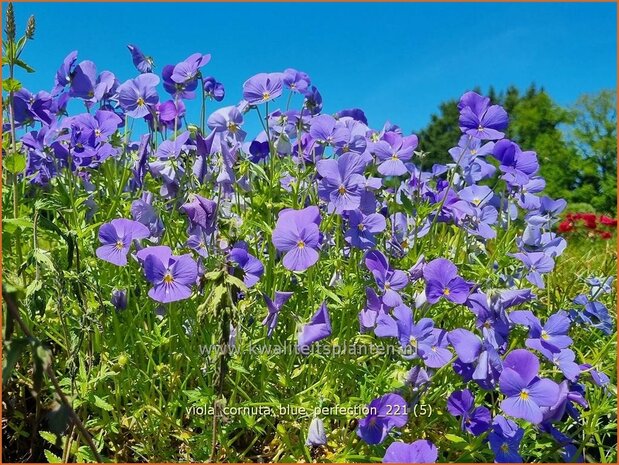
262,91,270,100
95,129,102,137
338,185,347,195
477,125,484,131
473,198,481,205
541,330,550,341
297,240,305,249
115,240,124,250
519,390,529,401
227,122,238,133
471,149,477,155
137,97,145,106
357,223,365,231
443,288,451,296
500,443,510,453
163,273,174,284
384,282,391,290
391,153,399,160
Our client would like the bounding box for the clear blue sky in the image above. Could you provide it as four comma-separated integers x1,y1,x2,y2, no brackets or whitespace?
5,2,617,132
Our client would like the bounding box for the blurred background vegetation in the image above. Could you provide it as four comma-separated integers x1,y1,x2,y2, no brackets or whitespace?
416,87,617,214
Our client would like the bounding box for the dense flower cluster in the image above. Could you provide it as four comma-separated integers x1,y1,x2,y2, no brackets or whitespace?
558,212,617,239
12,44,615,463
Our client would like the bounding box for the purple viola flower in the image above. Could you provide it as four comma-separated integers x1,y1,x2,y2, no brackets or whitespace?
207,105,246,140
305,417,327,446
359,287,388,333
310,114,348,147
138,246,198,303
181,194,218,235
131,192,164,241
111,289,127,311
446,389,491,436
383,440,437,463
488,415,524,463
511,310,572,354
243,72,283,105
297,301,331,351
283,68,311,93
203,76,225,101
492,139,539,187
127,44,153,73
345,211,386,250
448,328,503,389
423,258,471,304
316,152,368,214
228,243,264,288
52,50,78,96
380,305,452,368
69,60,97,100
365,250,408,307
156,131,191,159
374,132,418,176
511,251,554,289
303,85,323,114
499,349,560,424
272,206,321,272
96,218,150,266
570,294,613,335
117,73,160,118
262,291,293,337
356,393,408,445
458,91,508,140
171,53,211,84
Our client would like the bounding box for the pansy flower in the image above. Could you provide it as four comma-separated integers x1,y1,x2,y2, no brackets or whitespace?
356,393,408,445
118,73,160,118
458,91,508,140
262,291,294,337
447,389,491,436
423,258,471,304
365,250,408,307
127,44,154,73
383,440,438,463
228,242,264,288
272,206,321,272
96,218,150,266
243,72,283,105
499,349,560,424
138,246,198,303
297,301,331,351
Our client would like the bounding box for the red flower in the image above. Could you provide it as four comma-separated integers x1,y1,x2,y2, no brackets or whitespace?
600,215,617,227
558,220,574,233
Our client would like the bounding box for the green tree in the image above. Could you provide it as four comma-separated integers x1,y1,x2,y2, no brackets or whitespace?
568,90,617,214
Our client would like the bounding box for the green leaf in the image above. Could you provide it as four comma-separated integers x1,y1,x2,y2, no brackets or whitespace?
225,274,248,292
445,434,466,443
33,249,56,271
3,77,22,92
14,58,35,73
39,431,57,446
2,338,30,386
44,450,62,463
93,395,114,412
3,217,34,232
3,153,26,173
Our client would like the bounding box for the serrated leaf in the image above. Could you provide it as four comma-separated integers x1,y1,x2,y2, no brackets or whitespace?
225,274,248,292
4,153,26,173
93,395,114,411
44,450,62,463
3,77,22,92
39,431,57,445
